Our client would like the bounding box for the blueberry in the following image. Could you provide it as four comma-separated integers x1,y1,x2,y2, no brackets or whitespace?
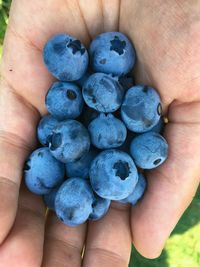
43,186,60,210
49,120,90,163
89,193,111,221
43,34,88,81
37,115,59,146
90,32,136,76
24,147,65,195
119,173,147,205
121,85,162,132
130,132,168,169
45,81,84,120
82,73,124,113
55,178,94,226
88,113,127,149
89,149,138,200
65,148,98,179
81,106,100,127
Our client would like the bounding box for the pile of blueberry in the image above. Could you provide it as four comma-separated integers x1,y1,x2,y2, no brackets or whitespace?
24,32,168,226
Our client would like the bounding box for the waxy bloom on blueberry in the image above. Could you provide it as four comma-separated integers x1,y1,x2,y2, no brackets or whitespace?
130,132,168,169
89,149,138,200
121,85,162,133
90,32,136,76
83,73,124,113
46,81,84,120
88,113,127,149
43,34,88,81
55,178,94,226
49,120,90,163
24,147,65,195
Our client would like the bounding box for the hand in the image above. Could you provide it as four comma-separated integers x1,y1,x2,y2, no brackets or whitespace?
0,1,199,266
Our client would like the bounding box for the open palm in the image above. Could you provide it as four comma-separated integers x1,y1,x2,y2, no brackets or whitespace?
0,1,200,266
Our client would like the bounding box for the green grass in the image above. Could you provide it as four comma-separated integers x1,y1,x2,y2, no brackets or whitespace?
0,1,200,266
0,0,11,54
129,187,200,267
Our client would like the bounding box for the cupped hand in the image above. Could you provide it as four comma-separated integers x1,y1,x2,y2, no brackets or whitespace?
0,0,200,266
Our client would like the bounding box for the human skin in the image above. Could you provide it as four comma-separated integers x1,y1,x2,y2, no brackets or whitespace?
0,0,200,266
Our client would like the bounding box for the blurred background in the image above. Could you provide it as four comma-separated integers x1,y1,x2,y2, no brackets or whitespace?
0,1,200,266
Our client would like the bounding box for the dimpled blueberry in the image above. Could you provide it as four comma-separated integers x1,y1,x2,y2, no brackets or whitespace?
43,34,88,81
24,147,65,195
45,81,84,120
43,186,60,210
130,132,168,169
65,148,98,179
49,120,90,163
37,115,60,146
119,173,147,205
121,85,162,133
89,193,111,221
82,73,124,113
89,150,138,200
90,32,136,76
55,178,94,226
88,113,127,149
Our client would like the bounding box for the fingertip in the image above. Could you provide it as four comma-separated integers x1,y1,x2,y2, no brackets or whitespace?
130,195,169,261
131,216,164,259
132,239,163,260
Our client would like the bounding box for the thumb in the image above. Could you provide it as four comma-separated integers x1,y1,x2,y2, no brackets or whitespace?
130,102,200,258
0,79,38,243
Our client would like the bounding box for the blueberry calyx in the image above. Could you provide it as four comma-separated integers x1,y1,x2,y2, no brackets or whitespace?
157,103,162,115
38,152,44,157
113,160,130,180
66,90,77,100
142,86,149,93
50,133,62,151
92,201,97,209
24,161,31,171
67,39,86,55
99,58,106,64
46,134,53,145
110,36,126,55
153,158,162,165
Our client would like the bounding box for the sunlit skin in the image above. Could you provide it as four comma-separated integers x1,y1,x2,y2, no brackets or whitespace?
0,1,200,266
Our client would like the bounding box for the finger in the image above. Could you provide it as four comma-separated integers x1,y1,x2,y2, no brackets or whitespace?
0,183,45,267
131,121,200,258
83,203,132,267
79,0,104,38
102,0,120,31
79,0,120,38
42,211,87,267
8,0,91,48
0,81,39,244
